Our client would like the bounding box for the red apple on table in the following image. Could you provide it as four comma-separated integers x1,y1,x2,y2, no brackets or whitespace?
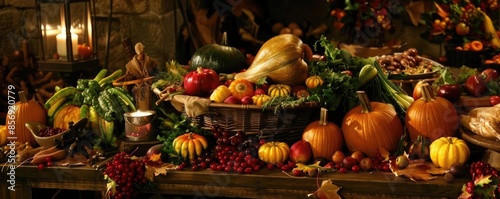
289,140,312,164
437,84,461,102
342,156,357,169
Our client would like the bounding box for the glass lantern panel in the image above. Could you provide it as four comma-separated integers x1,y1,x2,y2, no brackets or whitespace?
39,1,92,61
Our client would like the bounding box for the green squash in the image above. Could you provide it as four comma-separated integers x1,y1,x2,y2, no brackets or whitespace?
190,32,246,74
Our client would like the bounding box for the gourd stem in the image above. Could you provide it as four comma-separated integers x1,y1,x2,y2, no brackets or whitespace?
19,91,27,103
319,107,328,125
421,84,435,102
188,133,193,140
221,32,228,46
356,91,372,113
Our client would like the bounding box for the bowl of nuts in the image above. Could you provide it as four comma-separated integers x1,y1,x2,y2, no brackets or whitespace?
25,122,68,147
376,48,443,79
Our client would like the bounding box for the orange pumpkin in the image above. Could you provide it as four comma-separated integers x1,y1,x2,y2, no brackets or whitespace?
228,79,254,100
342,91,403,158
6,91,47,146
406,84,459,141
302,108,343,160
53,105,81,130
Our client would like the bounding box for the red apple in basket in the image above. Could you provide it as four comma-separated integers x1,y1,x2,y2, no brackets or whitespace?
289,140,313,164
481,68,500,83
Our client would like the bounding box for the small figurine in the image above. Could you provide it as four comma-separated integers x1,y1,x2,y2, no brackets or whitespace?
123,42,158,111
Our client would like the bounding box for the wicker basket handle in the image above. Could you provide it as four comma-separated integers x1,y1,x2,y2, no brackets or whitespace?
112,75,154,86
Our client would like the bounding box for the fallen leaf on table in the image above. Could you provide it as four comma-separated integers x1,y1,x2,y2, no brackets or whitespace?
56,153,89,167
389,160,448,181
293,161,335,176
307,179,341,199
144,161,176,182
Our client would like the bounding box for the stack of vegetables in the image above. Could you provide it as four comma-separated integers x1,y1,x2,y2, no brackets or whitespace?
44,69,136,147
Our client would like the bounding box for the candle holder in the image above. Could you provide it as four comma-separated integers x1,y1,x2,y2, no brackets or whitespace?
36,0,98,73
124,110,156,141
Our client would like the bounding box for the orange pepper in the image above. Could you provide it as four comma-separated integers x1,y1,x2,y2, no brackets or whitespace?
470,40,483,51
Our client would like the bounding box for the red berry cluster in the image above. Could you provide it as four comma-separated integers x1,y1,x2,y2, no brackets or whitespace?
372,153,393,172
462,161,500,199
267,160,296,173
37,156,54,170
103,152,148,199
38,127,66,137
177,126,266,173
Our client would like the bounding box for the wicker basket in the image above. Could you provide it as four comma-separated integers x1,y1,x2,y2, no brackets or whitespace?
193,102,318,145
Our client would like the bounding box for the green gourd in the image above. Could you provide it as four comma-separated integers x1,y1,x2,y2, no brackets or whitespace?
190,32,246,74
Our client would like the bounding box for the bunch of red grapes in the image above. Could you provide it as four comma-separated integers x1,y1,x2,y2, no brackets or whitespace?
177,126,266,173
462,161,500,199
103,152,148,199
38,127,66,137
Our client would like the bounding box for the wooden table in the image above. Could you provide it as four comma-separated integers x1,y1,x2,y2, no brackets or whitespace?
0,165,467,199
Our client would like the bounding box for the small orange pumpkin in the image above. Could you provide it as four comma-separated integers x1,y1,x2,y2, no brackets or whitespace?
302,108,343,160
342,91,403,158
406,84,459,141
6,91,47,146
305,76,324,89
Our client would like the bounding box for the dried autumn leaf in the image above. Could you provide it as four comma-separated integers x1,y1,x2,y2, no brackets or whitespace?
144,162,176,182
308,179,342,199
104,175,117,197
458,190,472,199
378,147,390,161
474,175,493,187
145,165,155,182
293,161,335,176
389,160,448,181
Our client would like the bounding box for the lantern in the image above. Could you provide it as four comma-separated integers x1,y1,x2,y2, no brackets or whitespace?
36,0,98,72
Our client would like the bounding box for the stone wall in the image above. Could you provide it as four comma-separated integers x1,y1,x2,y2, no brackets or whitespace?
0,0,442,74
0,0,184,73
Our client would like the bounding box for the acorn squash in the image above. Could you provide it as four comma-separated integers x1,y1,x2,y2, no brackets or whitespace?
190,32,246,74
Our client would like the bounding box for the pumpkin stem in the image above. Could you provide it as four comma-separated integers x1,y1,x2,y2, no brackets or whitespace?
421,83,435,102
188,132,193,140
221,32,229,46
196,67,203,73
19,91,28,103
356,91,372,113
319,107,329,125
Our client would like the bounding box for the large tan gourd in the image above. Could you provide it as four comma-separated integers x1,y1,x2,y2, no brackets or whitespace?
234,34,312,86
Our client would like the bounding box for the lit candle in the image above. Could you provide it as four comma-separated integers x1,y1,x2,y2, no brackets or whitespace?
41,25,59,36
56,29,78,57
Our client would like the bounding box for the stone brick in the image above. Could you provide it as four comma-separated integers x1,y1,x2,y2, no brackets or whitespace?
149,0,173,14
95,0,147,15
0,8,23,55
5,0,36,8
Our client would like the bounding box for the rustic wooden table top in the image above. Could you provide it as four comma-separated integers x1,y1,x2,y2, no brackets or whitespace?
0,165,467,199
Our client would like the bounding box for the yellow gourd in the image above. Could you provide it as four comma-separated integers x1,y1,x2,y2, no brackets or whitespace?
252,94,272,106
430,137,470,169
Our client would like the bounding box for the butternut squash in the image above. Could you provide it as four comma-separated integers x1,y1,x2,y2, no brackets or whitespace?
234,34,312,86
